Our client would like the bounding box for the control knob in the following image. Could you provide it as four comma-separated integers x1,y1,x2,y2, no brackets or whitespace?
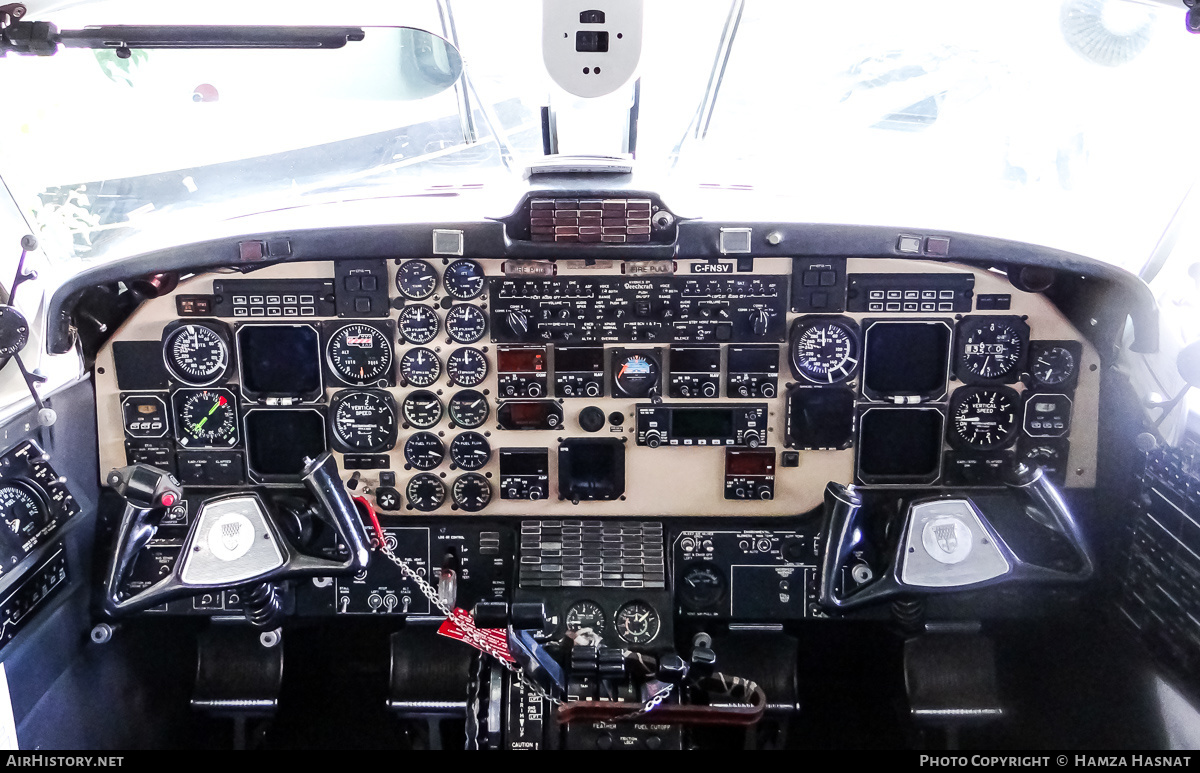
528,486,544,501
737,384,750,398
645,430,663,448
701,382,717,398
679,384,691,397
760,382,776,398
504,384,517,397
506,310,529,337
527,383,543,397
749,309,771,337
757,486,773,500
743,431,762,449
584,382,600,397
562,383,575,396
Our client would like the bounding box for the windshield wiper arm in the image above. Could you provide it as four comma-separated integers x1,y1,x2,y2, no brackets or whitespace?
2,19,364,57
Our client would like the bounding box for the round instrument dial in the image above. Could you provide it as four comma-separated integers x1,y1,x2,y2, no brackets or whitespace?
406,473,446,512
401,390,443,429
679,564,726,609
614,601,660,645
451,473,492,512
789,317,860,384
326,324,393,386
330,390,397,453
399,347,442,388
396,259,438,300
163,323,230,386
449,432,491,470
448,390,490,429
0,482,44,546
1030,345,1076,387
949,386,1020,450
565,600,606,634
397,304,440,345
445,304,487,344
958,317,1027,381
404,431,445,471
612,352,661,398
442,259,486,300
173,388,239,448
447,347,489,387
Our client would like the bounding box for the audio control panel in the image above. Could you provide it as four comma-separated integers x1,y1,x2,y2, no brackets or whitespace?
489,275,789,344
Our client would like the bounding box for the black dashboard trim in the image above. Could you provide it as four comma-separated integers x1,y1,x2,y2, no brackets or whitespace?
46,215,1158,358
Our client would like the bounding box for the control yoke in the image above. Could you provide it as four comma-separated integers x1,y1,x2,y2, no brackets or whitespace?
101,452,370,617
819,466,1094,611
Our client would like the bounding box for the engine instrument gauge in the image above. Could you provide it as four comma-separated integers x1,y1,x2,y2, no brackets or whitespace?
397,304,440,345
565,600,606,634
406,473,445,512
788,316,860,384
450,473,492,512
449,432,491,470
442,259,486,300
447,347,489,387
614,601,660,645
399,347,442,387
404,431,445,470
329,390,397,453
172,388,239,448
163,322,230,386
396,259,438,300
0,482,44,546
447,390,490,429
612,350,661,398
679,564,726,608
326,324,393,386
401,390,443,429
956,316,1028,383
1029,344,1077,388
445,304,487,344
948,386,1020,450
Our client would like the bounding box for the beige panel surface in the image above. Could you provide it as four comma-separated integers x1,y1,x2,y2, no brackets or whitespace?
93,257,1099,518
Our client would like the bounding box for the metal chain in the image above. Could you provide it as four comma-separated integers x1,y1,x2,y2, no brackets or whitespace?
376,543,674,718
375,544,564,706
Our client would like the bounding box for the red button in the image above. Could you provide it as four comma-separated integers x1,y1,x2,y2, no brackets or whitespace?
160,493,176,507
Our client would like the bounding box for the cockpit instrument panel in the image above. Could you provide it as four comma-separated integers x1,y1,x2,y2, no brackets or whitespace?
96,254,1099,515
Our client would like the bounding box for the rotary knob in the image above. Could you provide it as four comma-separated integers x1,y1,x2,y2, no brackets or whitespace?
701,382,717,398
528,486,544,501
506,310,529,337
743,431,761,449
749,309,771,337
757,485,773,500
645,430,663,448
760,382,776,398
527,382,543,397
585,382,600,397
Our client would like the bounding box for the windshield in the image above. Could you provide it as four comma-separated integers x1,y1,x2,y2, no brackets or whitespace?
1,0,1196,275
